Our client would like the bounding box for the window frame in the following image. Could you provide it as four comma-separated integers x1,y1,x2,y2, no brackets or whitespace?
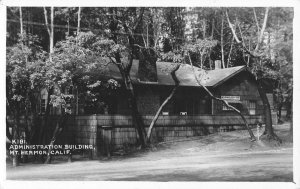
248,100,256,115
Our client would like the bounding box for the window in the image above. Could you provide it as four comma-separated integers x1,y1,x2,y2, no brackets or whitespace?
174,98,211,115
161,89,212,115
221,96,242,111
222,103,230,110
174,98,187,115
199,98,211,114
249,100,256,115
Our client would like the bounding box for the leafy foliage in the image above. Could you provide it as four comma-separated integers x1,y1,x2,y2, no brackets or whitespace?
6,33,47,114
6,7,293,116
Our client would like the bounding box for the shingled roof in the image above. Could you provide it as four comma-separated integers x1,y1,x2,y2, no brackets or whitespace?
106,60,247,87
155,62,246,87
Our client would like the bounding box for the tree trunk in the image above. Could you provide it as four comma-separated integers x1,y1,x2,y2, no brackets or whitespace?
254,7,269,52
19,7,29,62
221,14,225,68
286,99,292,119
12,125,19,167
146,23,149,47
12,110,21,167
23,90,31,142
6,119,13,142
113,57,147,148
227,36,234,68
253,8,261,33
226,8,280,142
7,114,20,166
38,87,53,146
67,18,70,36
188,53,256,141
247,41,251,66
202,19,206,38
289,99,293,140
200,53,203,69
124,75,146,148
6,100,17,143
77,7,81,34
19,7,23,35
21,92,30,163
108,7,147,148
37,88,53,162
146,65,180,143
256,80,281,142
50,7,54,55
44,113,69,164
209,18,214,70
7,100,24,166
278,103,282,121
43,7,54,60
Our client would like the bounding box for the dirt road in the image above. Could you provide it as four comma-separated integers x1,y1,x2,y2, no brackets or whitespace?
7,147,292,181
6,124,293,181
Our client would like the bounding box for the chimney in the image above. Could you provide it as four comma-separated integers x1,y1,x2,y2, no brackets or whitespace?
138,49,158,82
214,60,221,70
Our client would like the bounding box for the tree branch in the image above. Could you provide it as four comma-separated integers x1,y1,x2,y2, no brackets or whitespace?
253,8,261,33
226,9,263,58
225,9,241,44
146,64,181,143
237,21,247,51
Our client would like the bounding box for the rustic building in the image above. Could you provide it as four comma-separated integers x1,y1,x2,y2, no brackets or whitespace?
75,60,271,117
39,60,273,116
38,60,276,157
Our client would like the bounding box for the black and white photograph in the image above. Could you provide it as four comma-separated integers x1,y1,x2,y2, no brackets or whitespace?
1,0,299,188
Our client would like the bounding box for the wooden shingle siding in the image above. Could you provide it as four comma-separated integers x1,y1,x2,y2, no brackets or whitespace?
8,113,265,154
214,71,264,115
49,114,265,151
